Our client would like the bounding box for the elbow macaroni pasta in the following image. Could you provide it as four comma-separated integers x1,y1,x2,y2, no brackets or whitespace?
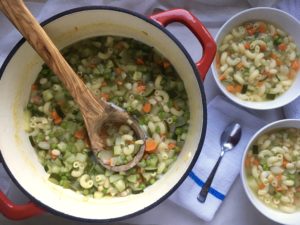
216,20,300,101
25,36,190,198
245,128,300,213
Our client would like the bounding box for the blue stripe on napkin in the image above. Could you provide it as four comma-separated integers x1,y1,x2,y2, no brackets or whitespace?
189,171,225,201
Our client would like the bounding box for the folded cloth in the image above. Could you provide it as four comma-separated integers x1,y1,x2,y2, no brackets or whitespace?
283,97,300,119
169,95,267,221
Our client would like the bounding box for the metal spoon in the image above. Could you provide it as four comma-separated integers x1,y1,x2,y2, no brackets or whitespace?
0,0,146,172
197,122,242,203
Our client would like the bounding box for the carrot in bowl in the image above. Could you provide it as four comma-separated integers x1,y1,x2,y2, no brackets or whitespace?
226,85,236,93
278,43,287,51
143,102,151,113
244,42,250,49
291,60,300,70
219,74,226,81
168,143,176,150
51,111,62,125
145,139,158,152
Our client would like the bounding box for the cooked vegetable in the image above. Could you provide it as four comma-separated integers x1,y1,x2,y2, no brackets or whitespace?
25,36,189,198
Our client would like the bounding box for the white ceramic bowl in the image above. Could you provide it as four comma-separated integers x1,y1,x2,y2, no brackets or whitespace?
241,119,300,225
212,7,300,110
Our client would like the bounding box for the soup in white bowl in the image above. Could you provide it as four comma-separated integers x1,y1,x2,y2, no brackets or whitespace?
241,119,300,225
212,7,300,110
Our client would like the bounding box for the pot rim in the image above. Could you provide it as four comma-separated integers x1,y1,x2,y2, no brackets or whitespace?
0,6,207,222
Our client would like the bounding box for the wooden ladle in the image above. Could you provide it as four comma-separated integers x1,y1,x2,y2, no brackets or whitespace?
0,0,146,172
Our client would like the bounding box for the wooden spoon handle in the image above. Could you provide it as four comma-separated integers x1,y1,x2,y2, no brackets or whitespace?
0,0,106,115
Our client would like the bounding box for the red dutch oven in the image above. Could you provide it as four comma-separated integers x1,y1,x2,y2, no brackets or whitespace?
0,6,216,222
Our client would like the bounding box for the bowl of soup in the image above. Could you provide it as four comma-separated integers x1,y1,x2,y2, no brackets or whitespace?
0,6,216,222
241,119,300,225
212,7,300,110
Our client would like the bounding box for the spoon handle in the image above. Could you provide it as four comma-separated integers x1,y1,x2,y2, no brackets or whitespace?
0,0,106,116
197,154,224,203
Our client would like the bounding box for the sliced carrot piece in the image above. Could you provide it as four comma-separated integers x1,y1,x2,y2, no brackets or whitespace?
276,186,284,192
136,58,144,65
226,85,235,93
259,44,267,51
270,53,278,59
143,102,151,113
51,111,62,125
258,22,267,33
219,74,226,81
258,183,265,190
291,60,300,70
101,93,110,101
145,139,158,152
74,129,85,140
247,28,256,36
54,117,62,125
168,143,176,149
244,42,250,49
271,53,282,65
136,85,146,93
278,43,287,51
163,61,171,69
235,85,243,93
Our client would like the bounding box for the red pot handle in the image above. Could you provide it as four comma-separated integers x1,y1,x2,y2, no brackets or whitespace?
0,191,43,220
150,9,216,80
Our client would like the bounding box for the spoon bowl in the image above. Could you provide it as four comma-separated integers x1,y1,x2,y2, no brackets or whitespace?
220,122,242,152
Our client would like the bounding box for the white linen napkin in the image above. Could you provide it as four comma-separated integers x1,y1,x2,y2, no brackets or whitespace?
169,95,267,221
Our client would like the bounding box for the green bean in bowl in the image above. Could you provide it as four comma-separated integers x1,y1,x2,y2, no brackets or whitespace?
24,36,190,198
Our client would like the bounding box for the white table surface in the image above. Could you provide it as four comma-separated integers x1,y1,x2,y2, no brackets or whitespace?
0,0,287,224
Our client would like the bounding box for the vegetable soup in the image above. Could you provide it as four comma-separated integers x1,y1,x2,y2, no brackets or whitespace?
216,21,300,101
245,128,300,213
25,36,190,198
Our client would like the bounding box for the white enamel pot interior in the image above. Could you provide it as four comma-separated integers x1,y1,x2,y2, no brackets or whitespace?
212,7,300,110
0,7,214,221
241,119,300,225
